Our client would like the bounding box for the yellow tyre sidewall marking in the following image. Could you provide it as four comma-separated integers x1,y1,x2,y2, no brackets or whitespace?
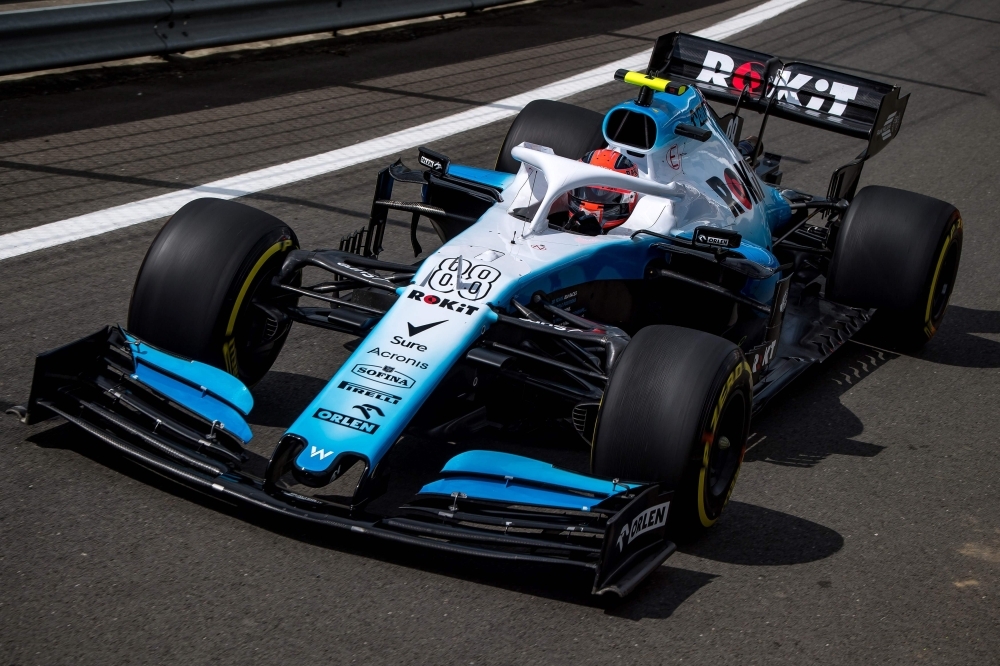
697,360,750,528
222,238,293,376
923,217,962,339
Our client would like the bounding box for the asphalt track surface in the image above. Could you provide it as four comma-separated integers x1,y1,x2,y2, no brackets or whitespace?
1,0,999,663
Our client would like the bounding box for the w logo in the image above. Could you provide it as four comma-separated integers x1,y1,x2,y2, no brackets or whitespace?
310,446,334,461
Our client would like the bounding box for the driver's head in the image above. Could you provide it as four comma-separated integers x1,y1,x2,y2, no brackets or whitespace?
569,149,639,230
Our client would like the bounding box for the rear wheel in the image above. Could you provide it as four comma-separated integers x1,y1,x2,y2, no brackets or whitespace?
495,99,606,174
128,198,299,386
592,326,752,535
826,185,963,350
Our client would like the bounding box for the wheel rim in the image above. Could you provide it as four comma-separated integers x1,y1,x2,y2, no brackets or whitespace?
226,240,298,383
706,390,747,501
928,232,961,326
234,265,296,379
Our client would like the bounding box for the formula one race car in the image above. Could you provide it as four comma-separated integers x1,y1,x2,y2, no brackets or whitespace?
18,33,962,595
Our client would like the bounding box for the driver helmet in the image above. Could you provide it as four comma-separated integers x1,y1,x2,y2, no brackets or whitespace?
568,149,639,229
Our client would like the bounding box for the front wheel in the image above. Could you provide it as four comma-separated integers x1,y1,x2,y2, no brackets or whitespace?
591,326,752,535
127,198,299,386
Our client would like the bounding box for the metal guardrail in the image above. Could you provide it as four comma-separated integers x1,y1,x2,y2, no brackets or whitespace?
0,0,523,76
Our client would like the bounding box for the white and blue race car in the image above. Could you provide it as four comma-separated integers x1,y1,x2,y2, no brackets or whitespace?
19,34,963,596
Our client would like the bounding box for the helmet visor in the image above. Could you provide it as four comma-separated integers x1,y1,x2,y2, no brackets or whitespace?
569,185,631,205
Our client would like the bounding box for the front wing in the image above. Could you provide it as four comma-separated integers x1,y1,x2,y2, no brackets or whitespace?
19,326,675,596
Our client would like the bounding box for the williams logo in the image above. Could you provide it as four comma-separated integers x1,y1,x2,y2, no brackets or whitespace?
312,409,379,435
351,364,415,389
615,501,670,552
336,380,401,404
309,446,335,460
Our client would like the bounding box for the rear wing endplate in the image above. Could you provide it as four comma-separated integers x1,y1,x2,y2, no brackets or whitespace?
648,33,908,159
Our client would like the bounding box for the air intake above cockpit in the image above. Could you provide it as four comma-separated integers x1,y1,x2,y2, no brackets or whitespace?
605,109,657,150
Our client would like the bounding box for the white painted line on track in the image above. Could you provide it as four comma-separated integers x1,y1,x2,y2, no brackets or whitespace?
0,0,808,262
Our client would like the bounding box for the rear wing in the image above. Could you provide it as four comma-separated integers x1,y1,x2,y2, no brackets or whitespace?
648,33,908,159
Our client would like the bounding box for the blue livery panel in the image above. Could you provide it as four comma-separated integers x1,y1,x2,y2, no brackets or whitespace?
287,81,794,490
420,451,639,511
125,334,254,443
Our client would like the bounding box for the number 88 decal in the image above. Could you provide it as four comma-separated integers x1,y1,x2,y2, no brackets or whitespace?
459,263,501,301
426,257,500,301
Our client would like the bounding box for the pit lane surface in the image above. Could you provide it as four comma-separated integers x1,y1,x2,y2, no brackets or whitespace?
1,0,998,663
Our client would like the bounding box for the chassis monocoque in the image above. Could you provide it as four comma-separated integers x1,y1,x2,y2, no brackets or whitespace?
17,34,963,596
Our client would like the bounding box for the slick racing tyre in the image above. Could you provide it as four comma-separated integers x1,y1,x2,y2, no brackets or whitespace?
592,326,752,535
128,197,299,386
495,99,606,174
826,185,963,350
